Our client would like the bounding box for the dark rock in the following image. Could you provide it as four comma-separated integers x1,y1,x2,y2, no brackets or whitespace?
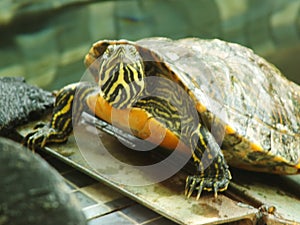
0,137,87,225
0,77,55,134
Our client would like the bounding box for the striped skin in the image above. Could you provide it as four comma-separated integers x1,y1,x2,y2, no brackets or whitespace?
25,41,231,198
135,95,231,198
134,97,182,135
86,43,231,198
24,82,97,150
25,37,300,199
50,82,96,134
98,45,145,109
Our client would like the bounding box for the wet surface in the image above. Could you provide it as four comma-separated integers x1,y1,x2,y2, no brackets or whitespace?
228,169,300,224
191,203,220,218
18,115,300,224
17,117,254,225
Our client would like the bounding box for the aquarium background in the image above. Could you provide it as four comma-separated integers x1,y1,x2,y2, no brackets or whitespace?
0,0,299,90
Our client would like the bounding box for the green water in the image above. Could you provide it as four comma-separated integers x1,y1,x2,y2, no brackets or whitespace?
0,0,299,90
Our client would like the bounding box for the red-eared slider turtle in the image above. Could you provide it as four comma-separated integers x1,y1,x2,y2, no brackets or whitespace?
24,38,300,199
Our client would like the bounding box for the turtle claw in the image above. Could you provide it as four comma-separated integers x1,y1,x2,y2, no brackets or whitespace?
185,176,205,199
196,180,204,200
185,173,231,199
23,124,64,151
186,177,197,198
213,183,219,199
23,125,49,151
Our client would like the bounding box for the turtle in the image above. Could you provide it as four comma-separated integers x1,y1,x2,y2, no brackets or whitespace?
24,37,300,199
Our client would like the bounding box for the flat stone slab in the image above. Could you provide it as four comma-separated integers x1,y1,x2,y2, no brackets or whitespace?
19,113,300,224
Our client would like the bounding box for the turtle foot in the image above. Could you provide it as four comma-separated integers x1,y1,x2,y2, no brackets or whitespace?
185,170,231,200
23,124,67,151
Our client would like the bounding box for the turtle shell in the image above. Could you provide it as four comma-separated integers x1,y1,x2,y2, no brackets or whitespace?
86,38,300,174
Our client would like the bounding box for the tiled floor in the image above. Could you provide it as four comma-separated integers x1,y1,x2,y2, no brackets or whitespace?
41,151,178,225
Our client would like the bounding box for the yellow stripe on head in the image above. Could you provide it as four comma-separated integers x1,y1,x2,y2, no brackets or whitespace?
98,44,145,109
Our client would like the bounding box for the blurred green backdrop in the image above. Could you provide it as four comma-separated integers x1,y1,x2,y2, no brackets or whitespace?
0,0,299,90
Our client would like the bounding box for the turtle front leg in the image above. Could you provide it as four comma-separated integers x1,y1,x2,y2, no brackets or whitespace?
185,124,231,199
24,82,97,151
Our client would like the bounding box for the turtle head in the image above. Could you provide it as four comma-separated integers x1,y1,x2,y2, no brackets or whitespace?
98,44,145,109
